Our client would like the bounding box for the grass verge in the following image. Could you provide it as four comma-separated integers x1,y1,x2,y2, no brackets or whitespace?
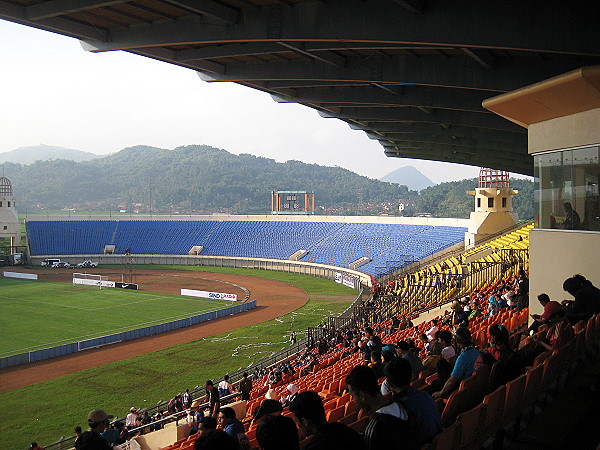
0,266,356,449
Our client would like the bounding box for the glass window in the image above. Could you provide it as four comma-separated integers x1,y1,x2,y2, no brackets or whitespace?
477,198,481,208
502,197,507,208
534,145,600,231
488,197,494,208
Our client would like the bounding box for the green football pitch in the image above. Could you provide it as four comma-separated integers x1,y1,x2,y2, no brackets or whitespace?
0,277,232,358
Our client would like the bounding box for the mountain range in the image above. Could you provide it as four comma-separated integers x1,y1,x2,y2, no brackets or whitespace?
0,144,98,165
0,144,533,219
380,166,435,191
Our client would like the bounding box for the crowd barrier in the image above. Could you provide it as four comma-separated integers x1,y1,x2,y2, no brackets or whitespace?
0,300,257,369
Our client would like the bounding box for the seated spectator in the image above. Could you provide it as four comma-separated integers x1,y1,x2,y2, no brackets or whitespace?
432,328,480,400
198,416,217,436
383,357,442,447
397,341,424,381
487,291,500,316
217,407,250,450
100,421,121,447
421,341,443,373
280,383,299,407
289,391,363,450
528,293,563,334
438,330,455,362
425,320,438,341
532,308,575,352
218,375,236,397
418,333,430,353
30,443,44,450
75,409,114,450
257,414,300,450
468,303,482,319
125,407,138,431
254,399,283,424
484,324,526,390
563,274,600,324
346,365,417,450
194,429,239,450
188,401,204,436
451,301,469,329
502,287,517,309
370,351,385,379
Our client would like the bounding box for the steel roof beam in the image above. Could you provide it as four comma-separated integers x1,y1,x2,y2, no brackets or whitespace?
351,122,527,144
270,85,494,113
74,0,600,56
318,107,523,133
26,0,125,20
193,56,590,94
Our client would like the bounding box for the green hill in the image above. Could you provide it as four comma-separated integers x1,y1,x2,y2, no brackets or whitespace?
2,144,533,219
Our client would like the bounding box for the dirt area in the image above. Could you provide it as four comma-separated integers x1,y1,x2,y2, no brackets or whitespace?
0,268,308,392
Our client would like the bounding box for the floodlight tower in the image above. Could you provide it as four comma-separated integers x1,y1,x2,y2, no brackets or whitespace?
0,176,21,247
465,169,519,249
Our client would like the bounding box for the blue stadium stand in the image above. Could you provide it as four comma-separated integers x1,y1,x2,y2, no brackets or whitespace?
26,220,466,276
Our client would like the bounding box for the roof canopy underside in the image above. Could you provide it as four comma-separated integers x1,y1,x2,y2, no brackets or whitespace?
3,0,600,176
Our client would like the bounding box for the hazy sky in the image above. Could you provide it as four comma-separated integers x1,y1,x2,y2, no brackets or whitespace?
0,19,491,183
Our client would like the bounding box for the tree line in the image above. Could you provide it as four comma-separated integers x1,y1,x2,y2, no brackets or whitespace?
3,144,533,219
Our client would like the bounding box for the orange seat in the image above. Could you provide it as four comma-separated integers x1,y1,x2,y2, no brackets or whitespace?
441,388,470,427
349,416,369,434
503,373,526,422
430,420,461,450
326,405,345,422
456,403,486,449
482,384,505,436
523,363,544,407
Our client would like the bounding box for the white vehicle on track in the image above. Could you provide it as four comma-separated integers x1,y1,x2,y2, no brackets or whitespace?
76,260,98,268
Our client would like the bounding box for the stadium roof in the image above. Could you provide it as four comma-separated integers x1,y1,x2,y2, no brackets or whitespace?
2,1,599,176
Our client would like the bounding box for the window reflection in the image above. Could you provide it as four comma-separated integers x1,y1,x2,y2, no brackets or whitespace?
534,145,600,231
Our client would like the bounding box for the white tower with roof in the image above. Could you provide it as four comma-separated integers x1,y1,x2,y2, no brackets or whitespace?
465,168,519,249
0,176,21,246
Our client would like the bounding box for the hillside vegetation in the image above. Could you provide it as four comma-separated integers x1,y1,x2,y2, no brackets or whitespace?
3,144,533,219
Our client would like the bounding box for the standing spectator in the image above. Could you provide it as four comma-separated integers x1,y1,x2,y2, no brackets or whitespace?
125,407,138,431
289,391,363,450
290,331,297,344
239,372,253,401
205,380,220,418
182,389,192,408
75,409,113,450
257,414,300,450
218,375,235,397
346,366,417,450
516,269,529,310
217,407,251,450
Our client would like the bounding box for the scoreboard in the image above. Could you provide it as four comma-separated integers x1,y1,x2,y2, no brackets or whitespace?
271,191,315,215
